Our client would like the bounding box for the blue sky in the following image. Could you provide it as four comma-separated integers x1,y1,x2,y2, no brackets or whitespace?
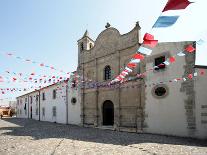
0,0,206,102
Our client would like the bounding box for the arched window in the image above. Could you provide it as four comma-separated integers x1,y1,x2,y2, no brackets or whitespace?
104,65,111,80
89,43,93,49
80,42,84,51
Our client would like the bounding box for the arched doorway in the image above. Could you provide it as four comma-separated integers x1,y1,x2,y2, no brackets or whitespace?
102,100,114,126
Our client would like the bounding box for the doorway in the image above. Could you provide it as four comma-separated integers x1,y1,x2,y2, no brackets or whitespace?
102,100,114,126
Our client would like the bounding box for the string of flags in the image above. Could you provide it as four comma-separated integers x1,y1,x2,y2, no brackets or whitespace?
2,52,71,75
0,68,204,95
111,0,194,83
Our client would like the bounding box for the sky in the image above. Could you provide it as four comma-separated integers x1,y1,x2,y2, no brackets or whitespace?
0,0,206,103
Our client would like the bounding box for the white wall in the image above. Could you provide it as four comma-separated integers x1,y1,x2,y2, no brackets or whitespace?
194,72,207,139
40,82,67,124
68,78,81,125
144,42,191,137
28,91,40,121
16,96,28,118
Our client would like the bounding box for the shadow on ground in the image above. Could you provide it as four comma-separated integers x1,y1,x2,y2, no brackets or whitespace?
0,118,206,147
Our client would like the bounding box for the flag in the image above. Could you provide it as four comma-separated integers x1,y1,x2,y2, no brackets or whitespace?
130,59,140,64
185,44,195,53
169,56,176,63
153,16,179,28
143,33,158,48
197,39,205,45
125,67,133,72
138,46,152,55
153,0,192,28
162,0,192,12
143,40,158,48
163,61,170,65
132,53,145,60
127,63,137,68
177,51,185,56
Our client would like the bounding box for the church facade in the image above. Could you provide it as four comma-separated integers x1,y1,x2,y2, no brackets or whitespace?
78,23,207,139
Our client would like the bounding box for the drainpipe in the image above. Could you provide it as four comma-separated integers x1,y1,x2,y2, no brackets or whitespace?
39,90,40,121
28,95,29,118
66,82,69,124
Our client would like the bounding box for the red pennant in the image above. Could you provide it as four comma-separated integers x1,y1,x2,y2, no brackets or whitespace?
143,33,154,40
29,77,33,80
169,56,176,63
143,40,158,48
40,63,44,66
52,76,55,78
127,63,137,68
132,53,145,60
31,73,35,76
13,77,17,81
162,0,192,12
199,69,205,75
185,45,195,53
188,74,193,79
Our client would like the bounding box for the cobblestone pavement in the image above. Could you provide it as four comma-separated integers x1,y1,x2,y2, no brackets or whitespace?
0,118,206,155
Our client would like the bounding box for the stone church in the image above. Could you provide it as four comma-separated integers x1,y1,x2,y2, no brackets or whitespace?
77,22,207,139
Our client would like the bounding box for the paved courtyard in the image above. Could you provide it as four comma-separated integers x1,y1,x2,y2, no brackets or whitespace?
0,118,206,155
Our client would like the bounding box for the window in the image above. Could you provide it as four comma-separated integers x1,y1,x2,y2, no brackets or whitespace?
25,98,27,103
30,96,32,104
42,92,46,100
53,90,56,99
36,95,39,102
71,80,77,88
104,65,111,80
80,42,84,51
152,85,168,98
154,56,165,70
155,87,166,96
71,97,77,105
89,43,93,49
36,108,38,115
42,107,45,116
52,106,56,117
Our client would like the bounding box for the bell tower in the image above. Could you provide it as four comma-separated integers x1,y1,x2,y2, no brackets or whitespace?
77,30,94,65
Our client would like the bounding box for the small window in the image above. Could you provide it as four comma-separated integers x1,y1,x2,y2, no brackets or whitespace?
154,56,165,70
53,90,56,99
155,87,166,96
71,97,77,105
80,42,84,51
36,95,39,102
52,106,56,117
89,43,93,49
42,92,46,100
42,107,45,116
30,96,32,104
104,65,111,80
25,98,27,103
72,80,77,88
36,108,38,115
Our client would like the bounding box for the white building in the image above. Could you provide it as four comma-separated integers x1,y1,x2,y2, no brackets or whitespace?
144,42,207,139
16,77,81,125
16,94,28,118
68,72,81,125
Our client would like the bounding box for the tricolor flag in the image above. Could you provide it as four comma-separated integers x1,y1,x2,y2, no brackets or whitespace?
153,0,193,28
